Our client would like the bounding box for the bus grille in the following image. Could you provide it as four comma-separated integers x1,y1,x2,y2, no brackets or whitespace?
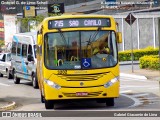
62,91,103,97
57,72,109,81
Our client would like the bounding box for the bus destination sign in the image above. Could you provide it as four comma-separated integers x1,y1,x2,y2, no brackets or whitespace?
48,18,111,29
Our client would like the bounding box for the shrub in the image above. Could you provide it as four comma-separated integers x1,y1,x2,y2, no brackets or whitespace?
139,55,160,70
118,47,159,61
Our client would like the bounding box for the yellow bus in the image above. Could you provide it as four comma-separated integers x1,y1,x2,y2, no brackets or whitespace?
37,14,122,109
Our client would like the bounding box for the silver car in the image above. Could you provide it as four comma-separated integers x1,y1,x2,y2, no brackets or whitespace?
0,53,13,79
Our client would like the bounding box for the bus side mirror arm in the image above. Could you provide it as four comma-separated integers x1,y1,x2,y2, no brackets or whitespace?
37,34,42,46
116,32,122,43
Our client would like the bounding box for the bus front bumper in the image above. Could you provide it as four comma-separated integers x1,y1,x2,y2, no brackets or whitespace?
44,82,120,100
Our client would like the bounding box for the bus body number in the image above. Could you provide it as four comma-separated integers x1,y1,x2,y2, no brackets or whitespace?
58,70,67,75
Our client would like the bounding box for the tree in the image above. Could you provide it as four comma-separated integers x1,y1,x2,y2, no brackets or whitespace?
16,13,61,32
16,15,45,32
0,40,4,48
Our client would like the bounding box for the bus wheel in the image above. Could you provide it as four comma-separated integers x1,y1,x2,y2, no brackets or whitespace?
41,93,45,103
13,71,20,84
32,73,39,89
106,98,114,106
45,100,54,109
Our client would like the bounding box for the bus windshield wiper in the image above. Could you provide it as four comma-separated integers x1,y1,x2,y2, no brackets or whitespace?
87,27,101,45
57,28,67,45
85,27,101,57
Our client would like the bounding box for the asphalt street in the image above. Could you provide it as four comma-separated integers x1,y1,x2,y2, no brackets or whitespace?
0,64,159,111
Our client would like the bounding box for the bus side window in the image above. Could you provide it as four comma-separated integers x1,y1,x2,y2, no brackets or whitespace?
39,46,42,56
36,45,39,54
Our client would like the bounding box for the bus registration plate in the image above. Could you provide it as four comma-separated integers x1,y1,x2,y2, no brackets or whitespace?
76,92,88,96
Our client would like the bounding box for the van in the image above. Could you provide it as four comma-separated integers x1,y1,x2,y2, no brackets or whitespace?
11,32,38,89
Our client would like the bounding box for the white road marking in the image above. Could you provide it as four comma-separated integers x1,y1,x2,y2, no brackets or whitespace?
120,85,159,88
8,81,14,83
148,97,160,99
120,77,150,82
147,100,160,102
120,93,143,108
120,90,132,94
120,73,147,79
149,87,159,89
0,82,10,86
130,93,149,97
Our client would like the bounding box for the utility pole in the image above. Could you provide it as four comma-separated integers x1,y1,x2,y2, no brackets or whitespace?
125,13,136,73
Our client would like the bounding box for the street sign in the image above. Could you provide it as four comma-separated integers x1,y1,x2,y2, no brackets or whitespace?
125,13,136,73
125,13,136,25
48,3,65,15
23,6,36,18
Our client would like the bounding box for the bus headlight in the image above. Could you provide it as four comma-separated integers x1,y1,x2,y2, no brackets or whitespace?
104,76,119,88
44,79,61,90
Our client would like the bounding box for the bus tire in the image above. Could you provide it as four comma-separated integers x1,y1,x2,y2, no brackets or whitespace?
106,98,114,106
41,93,45,103
32,73,39,89
13,71,20,84
45,100,54,109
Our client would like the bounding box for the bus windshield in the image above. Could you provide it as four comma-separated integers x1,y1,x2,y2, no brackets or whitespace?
44,30,118,70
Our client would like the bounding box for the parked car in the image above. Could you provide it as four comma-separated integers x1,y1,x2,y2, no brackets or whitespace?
0,53,13,79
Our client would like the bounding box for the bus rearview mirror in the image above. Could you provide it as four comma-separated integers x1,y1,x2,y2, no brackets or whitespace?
117,32,122,43
37,34,42,45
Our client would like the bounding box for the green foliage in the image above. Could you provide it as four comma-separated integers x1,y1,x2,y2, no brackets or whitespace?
118,46,159,61
139,55,160,70
16,13,62,32
0,40,4,48
16,15,45,32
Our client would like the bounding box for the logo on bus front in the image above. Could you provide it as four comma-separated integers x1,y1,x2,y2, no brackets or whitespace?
80,82,84,86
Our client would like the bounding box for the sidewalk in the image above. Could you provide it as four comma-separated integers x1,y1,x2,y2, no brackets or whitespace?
0,99,16,111
120,61,160,81
120,69,160,80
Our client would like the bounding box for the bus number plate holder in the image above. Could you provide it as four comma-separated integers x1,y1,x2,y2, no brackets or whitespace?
76,92,88,96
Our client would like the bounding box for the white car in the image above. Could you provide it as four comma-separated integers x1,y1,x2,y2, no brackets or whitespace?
0,53,13,79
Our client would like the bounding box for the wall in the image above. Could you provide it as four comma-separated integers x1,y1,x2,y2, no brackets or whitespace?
113,14,160,51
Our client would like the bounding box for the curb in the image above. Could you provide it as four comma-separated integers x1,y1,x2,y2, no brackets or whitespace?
0,101,16,111
119,61,140,65
120,73,147,80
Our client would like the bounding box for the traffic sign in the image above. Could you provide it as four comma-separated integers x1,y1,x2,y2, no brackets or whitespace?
125,13,136,25
125,13,136,73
